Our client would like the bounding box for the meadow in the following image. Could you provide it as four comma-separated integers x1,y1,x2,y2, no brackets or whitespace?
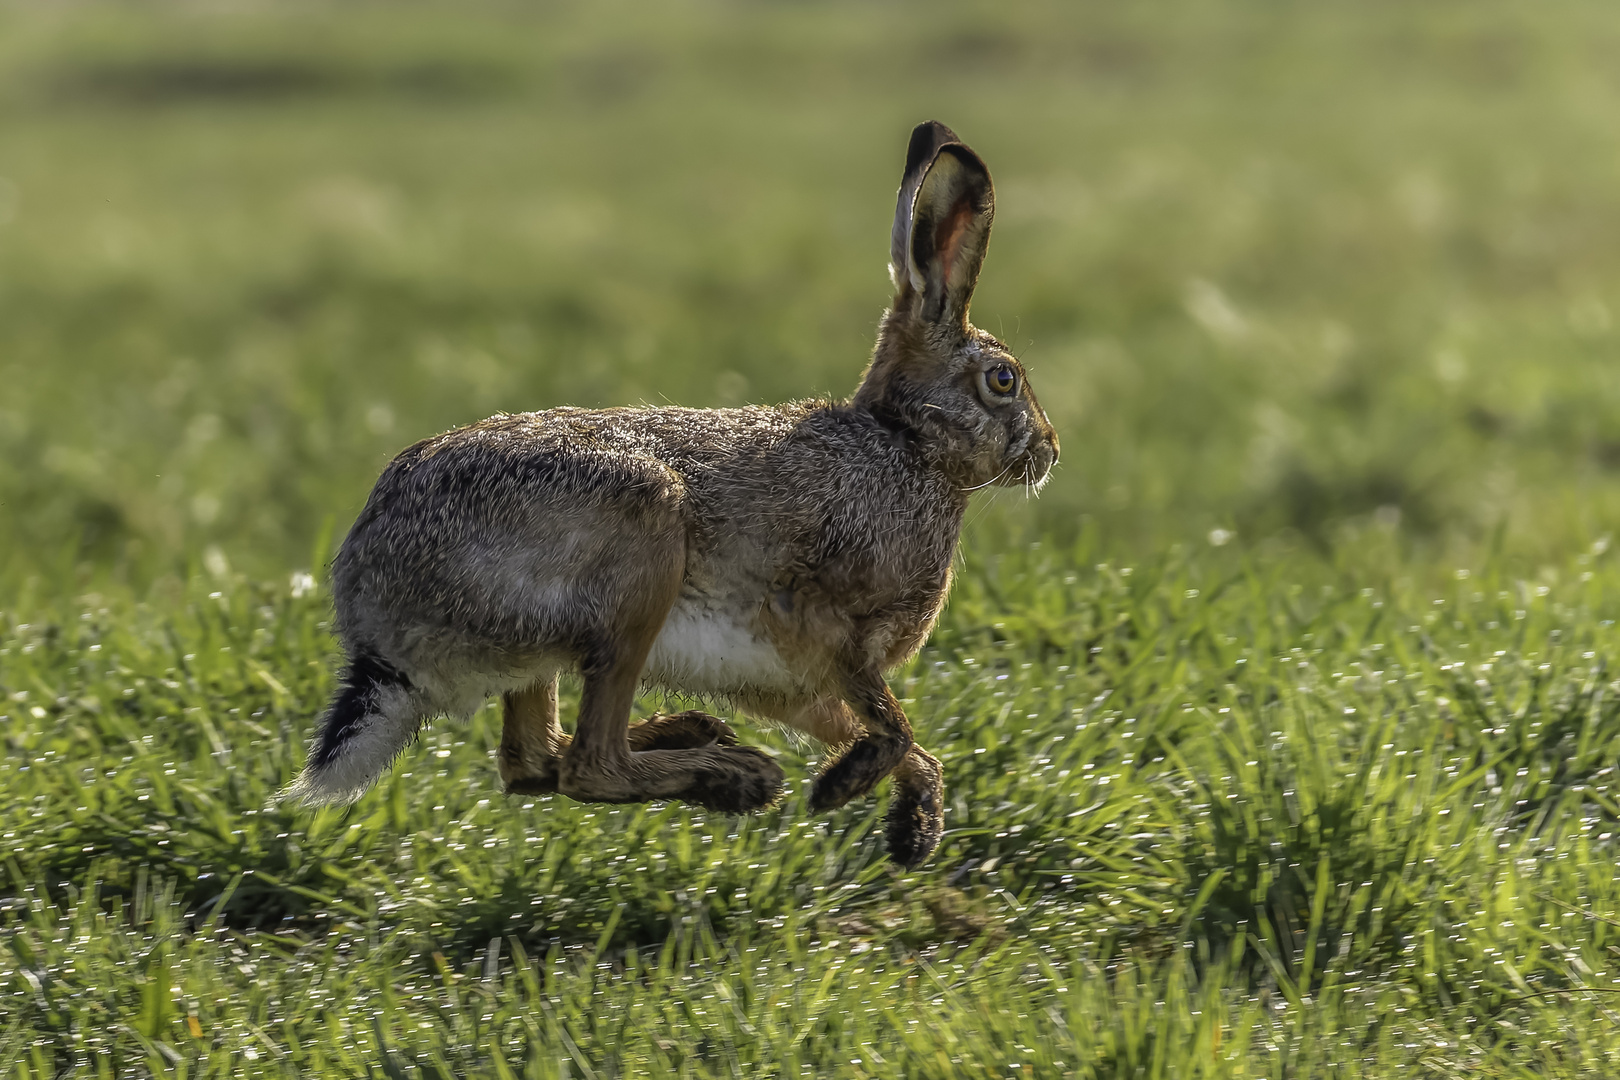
7,1,1620,1075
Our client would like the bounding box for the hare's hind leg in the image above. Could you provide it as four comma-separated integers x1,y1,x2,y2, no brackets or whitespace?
563,652,784,813
501,679,736,796
557,539,784,814
629,710,738,750
500,673,566,795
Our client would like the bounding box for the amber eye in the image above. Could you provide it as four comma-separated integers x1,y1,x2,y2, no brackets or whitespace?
984,363,1018,396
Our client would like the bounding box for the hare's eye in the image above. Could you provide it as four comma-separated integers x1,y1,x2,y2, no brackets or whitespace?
984,363,1018,397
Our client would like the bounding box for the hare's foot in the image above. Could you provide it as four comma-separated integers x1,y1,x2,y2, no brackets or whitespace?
500,678,567,796
886,746,945,869
504,710,736,795
629,710,738,751
504,769,561,796
559,745,784,814
809,735,910,811
561,534,780,812
677,746,785,814
810,667,913,812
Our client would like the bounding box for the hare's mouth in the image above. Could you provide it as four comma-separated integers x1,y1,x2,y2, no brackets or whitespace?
971,453,1053,493
1014,442,1058,493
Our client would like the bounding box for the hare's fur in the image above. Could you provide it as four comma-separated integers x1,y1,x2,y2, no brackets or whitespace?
286,121,1059,869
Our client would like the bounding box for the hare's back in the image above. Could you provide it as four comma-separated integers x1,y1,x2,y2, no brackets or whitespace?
330,405,803,662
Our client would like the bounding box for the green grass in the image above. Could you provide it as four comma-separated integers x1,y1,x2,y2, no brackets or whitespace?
9,0,1620,1075
10,544,1620,1075
6,0,1620,580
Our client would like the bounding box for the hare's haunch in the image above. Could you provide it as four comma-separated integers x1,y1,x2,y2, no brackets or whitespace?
286,121,1059,869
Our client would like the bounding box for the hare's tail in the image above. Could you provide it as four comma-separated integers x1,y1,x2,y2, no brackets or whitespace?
281,654,421,805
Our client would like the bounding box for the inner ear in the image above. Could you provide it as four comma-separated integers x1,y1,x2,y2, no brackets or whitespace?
934,201,977,291
890,121,962,301
907,144,994,330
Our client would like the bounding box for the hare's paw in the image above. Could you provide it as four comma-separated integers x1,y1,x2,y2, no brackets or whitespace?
681,747,785,814
886,749,945,870
809,735,911,813
503,759,562,796
886,791,943,870
500,732,568,796
629,710,738,751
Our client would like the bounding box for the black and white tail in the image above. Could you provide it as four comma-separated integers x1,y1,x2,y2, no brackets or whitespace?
281,654,420,804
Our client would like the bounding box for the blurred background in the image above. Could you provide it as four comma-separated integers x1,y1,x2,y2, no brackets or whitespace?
3,0,1619,583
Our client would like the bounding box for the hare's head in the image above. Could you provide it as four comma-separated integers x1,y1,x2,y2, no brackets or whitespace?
854,121,1059,492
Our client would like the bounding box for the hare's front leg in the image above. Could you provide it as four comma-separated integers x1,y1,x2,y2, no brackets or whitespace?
809,668,913,811
885,745,944,869
803,670,946,868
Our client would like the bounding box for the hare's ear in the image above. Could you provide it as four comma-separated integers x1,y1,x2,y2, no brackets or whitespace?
889,122,994,330
889,121,960,296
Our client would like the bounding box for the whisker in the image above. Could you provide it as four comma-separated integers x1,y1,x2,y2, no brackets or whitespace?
959,463,1015,493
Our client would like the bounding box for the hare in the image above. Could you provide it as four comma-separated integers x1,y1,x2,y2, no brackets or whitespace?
286,121,1058,869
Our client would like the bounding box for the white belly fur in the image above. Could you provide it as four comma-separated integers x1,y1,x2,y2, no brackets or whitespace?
644,598,799,695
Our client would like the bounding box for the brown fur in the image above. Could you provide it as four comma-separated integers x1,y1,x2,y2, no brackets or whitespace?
501,684,738,796
287,120,1059,870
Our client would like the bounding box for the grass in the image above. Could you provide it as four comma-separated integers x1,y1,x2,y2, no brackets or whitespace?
9,542,1620,1075
6,1,1620,580
8,0,1620,1075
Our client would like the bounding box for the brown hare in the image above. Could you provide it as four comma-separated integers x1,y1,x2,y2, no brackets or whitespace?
286,121,1058,869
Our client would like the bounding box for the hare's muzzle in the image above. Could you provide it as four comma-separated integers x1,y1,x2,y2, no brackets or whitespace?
1011,406,1059,491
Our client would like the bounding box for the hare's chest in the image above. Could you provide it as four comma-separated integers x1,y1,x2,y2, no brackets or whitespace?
644,597,800,695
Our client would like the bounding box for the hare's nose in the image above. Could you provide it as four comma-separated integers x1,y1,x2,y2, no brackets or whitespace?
1043,419,1060,463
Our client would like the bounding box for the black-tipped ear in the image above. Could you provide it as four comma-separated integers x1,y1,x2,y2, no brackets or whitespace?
889,121,962,299
905,139,994,330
